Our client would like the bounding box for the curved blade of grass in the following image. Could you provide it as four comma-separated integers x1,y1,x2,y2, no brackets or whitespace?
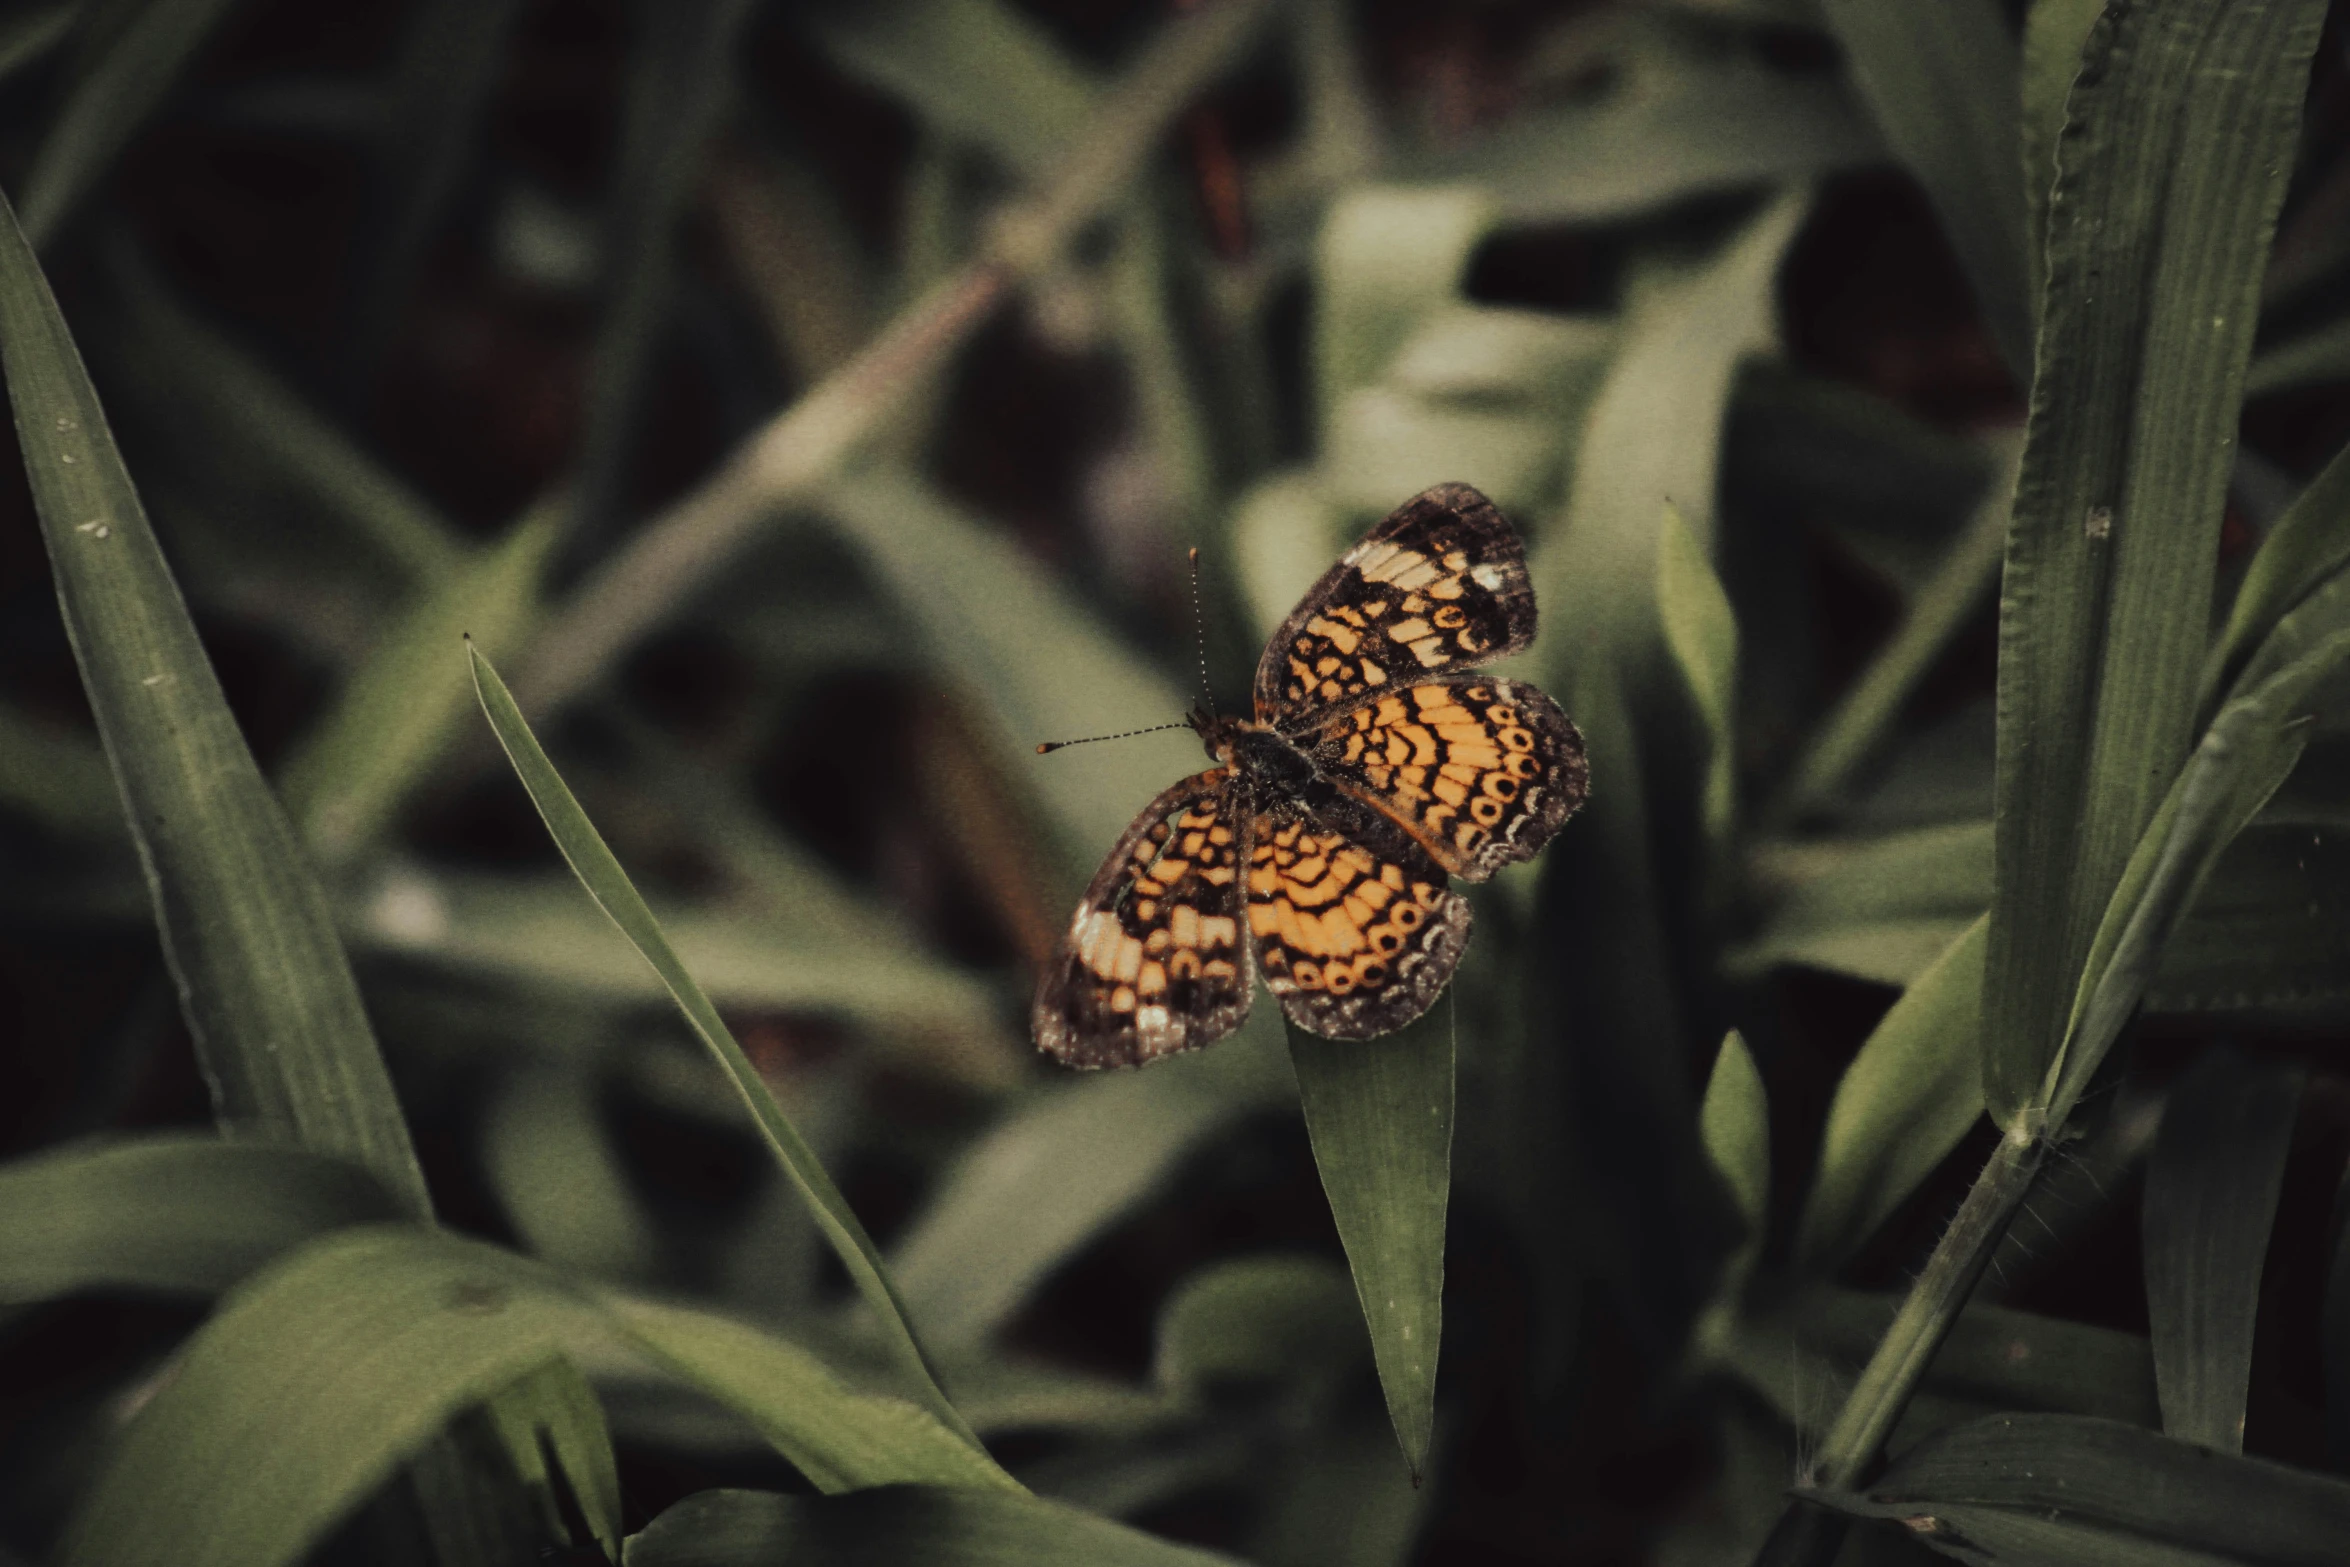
1657,500,1738,845
281,509,553,863
888,1017,1294,1352
1812,1413,2350,1565
626,1484,1239,1567
0,183,431,1215
1286,1006,1453,1480
2199,439,2350,722
58,1225,1005,1567
1817,0,2031,378
1152,1254,1363,1401
1736,823,1990,988
481,1355,625,1556
1699,1029,1768,1304
1984,0,2329,1133
2022,0,2104,295
0,1134,402,1301
2247,315,2350,400
17,0,242,247
2143,1045,2303,1453
1794,916,1986,1271
1313,186,1497,443
482,1067,663,1286
468,641,976,1448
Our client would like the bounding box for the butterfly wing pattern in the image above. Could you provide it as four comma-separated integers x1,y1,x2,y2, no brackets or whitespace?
1035,484,1586,1068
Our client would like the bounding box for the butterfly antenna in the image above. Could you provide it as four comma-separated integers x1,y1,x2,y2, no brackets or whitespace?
1036,721,1192,755
1188,546,1215,715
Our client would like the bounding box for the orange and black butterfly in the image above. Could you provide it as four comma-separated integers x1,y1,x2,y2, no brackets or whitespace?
1033,483,1587,1069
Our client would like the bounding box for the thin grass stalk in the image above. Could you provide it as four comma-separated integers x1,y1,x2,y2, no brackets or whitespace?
511,0,1276,717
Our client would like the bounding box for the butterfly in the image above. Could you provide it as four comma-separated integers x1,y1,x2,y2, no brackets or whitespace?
1033,483,1587,1069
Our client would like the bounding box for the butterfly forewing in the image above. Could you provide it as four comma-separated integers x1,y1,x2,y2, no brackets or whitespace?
1033,769,1253,1068
1296,675,1587,882
1252,483,1538,727
1246,791,1470,1039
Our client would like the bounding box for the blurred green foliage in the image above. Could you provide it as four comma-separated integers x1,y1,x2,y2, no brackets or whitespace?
6,1,2350,1565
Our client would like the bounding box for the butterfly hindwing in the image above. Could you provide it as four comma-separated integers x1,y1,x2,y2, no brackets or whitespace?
1252,483,1538,727
1033,770,1254,1069
1295,674,1588,882
1247,791,1470,1040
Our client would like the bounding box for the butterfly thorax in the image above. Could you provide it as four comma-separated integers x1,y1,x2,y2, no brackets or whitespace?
1191,711,1322,803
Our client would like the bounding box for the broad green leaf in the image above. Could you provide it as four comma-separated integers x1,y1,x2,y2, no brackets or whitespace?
1796,917,1987,1271
17,0,243,247
0,697,119,837
1287,1007,1453,1479
58,1226,608,1567
888,1021,1293,1352
1735,824,1990,988
482,1356,624,1557
1814,1413,2350,1566
0,1135,400,1301
58,1225,1005,1567
1152,1254,1363,1402
801,0,1096,179
625,1485,1239,1567
469,643,976,1447
0,184,431,1215
1818,0,2031,376
1985,0,2329,1131
1656,501,1738,844
2143,1046,2303,1453
2246,315,2350,400
1722,1288,2158,1436
1312,186,1497,439
281,511,553,863
1400,29,1874,225
1698,1029,1768,1306
2200,439,2350,721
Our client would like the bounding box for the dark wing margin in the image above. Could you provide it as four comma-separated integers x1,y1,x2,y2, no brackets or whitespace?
1296,674,1587,881
1033,769,1254,1069
1247,790,1471,1041
1252,483,1538,728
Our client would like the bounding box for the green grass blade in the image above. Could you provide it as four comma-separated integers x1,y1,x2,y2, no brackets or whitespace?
2143,1046,2302,1454
1735,823,1989,989
1984,0,2329,1131
0,1135,401,1301
1286,1008,1453,1480
887,1022,1293,1353
1698,1029,1768,1299
1313,186,1498,447
2246,314,2350,400
482,1357,624,1558
1794,917,1986,1271
2199,438,2350,721
467,642,978,1448
1153,1255,1363,1401
597,1296,1016,1495
2021,0,2104,296
280,509,553,863
626,1485,1240,1566
1817,0,2032,377
17,0,242,247
0,184,432,1215
57,1225,1002,1567
1814,1413,2350,1562
1656,501,1738,845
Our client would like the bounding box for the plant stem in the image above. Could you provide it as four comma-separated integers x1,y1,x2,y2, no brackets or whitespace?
1750,1123,2047,1567
512,0,1276,718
